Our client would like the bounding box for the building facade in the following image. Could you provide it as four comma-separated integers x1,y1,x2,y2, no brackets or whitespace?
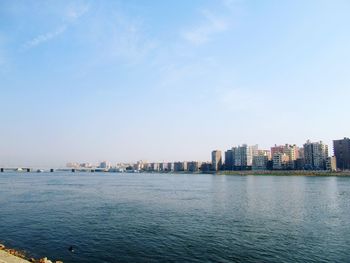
174,162,187,172
326,156,337,171
233,145,247,168
272,153,290,170
187,161,201,172
231,144,258,169
200,162,212,173
271,145,285,158
99,161,111,169
211,150,222,171
271,144,298,163
252,154,268,170
167,162,174,172
224,149,234,170
303,140,329,170
333,137,350,170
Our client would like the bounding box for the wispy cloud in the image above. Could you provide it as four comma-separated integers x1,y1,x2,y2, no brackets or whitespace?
65,3,90,21
108,18,158,63
22,25,67,50
21,3,89,50
75,8,159,71
222,0,241,10
182,9,229,45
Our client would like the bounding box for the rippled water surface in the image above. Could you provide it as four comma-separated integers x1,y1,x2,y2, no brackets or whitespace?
0,172,350,262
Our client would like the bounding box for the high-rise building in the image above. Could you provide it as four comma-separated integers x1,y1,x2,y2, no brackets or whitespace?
294,158,305,170
80,163,92,168
66,162,80,168
303,140,329,170
258,150,271,160
326,156,337,172
333,137,350,170
187,161,201,172
134,161,144,171
271,145,285,158
298,147,305,160
248,145,259,166
142,163,151,171
150,163,159,171
159,163,166,171
272,153,290,170
99,161,110,169
174,162,187,172
233,145,247,168
285,144,299,161
271,144,298,161
167,162,174,172
232,144,258,169
200,162,212,172
253,154,268,170
211,150,222,171
224,149,234,170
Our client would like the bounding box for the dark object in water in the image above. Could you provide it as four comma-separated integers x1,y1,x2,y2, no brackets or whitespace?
68,246,74,252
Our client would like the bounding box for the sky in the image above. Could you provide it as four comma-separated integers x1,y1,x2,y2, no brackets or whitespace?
0,0,349,167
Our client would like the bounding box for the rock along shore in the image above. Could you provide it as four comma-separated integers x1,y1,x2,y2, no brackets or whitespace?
0,244,62,263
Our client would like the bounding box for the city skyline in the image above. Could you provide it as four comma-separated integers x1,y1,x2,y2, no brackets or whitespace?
1,0,350,167
29,136,349,170
0,135,346,168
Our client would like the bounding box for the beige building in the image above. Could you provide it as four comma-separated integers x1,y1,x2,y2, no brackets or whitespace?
211,150,222,171
304,140,329,170
273,152,290,170
253,154,269,170
271,144,298,161
284,144,299,161
326,156,337,171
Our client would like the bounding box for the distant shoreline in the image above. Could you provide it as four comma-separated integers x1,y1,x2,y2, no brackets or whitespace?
136,170,350,177
1,170,350,177
215,170,350,176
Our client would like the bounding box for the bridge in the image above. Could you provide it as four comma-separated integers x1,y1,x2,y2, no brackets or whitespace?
0,168,33,172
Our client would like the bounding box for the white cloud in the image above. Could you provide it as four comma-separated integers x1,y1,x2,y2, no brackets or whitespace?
75,9,159,70
182,10,229,45
222,0,240,10
109,20,158,63
65,3,90,22
22,25,67,50
21,3,89,50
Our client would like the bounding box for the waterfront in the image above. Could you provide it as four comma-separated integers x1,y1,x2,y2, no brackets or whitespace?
1,173,350,263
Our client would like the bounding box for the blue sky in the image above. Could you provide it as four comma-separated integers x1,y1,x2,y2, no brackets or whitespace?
0,0,349,167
